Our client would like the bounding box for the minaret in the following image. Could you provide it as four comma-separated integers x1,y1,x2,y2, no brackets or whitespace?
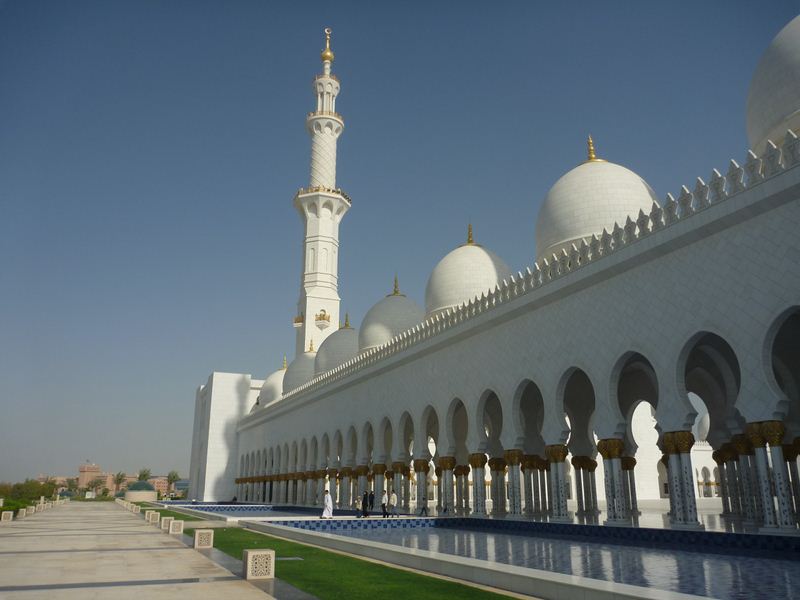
292,28,350,357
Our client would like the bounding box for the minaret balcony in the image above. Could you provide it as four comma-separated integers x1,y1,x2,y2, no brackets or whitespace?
293,313,304,328
306,110,344,124
295,186,352,205
315,310,331,330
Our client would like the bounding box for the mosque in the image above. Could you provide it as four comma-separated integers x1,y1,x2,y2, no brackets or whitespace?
188,17,800,531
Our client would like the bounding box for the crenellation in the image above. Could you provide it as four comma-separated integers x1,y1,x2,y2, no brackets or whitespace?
744,151,764,186
611,222,624,249
709,168,727,203
726,159,745,195
693,177,710,211
649,202,664,231
623,217,637,245
663,193,679,225
600,228,613,254
783,130,800,167
677,185,694,218
763,140,784,177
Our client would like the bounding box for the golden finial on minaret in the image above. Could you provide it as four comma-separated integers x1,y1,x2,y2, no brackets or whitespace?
393,274,400,295
342,312,351,328
467,223,474,245
308,339,315,352
282,355,288,369
321,27,334,63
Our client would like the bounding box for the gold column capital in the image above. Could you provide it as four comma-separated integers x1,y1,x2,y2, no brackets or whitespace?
504,449,523,465
759,420,785,446
372,463,387,475
412,459,430,473
732,433,754,456
438,456,457,470
545,444,569,462
391,461,406,473
487,457,507,471
596,438,623,459
746,422,767,448
673,430,695,453
621,456,637,471
468,453,488,468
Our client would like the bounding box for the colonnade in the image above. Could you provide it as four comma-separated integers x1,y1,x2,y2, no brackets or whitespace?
235,420,800,532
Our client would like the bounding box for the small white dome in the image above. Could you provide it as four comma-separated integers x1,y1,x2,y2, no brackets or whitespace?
746,16,800,155
283,350,317,393
535,150,658,259
258,367,286,408
425,229,512,317
359,279,424,352
315,324,359,375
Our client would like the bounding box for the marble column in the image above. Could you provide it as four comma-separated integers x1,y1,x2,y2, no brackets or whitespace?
571,456,585,515
326,469,338,507
435,467,442,511
674,431,702,528
622,457,639,516
722,447,742,518
339,467,352,509
598,439,626,522
355,465,369,506
784,443,800,520
712,451,731,515
761,421,795,529
505,450,523,515
587,459,600,514
413,459,429,513
372,464,386,507
438,457,456,514
391,462,404,509
663,433,685,525
469,453,488,515
402,465,411,511
747,423,777,527
522,455,536,515
540,463,551,514
546,444,570,521
732,435,757,522
454,466,465,512
488,457,507,515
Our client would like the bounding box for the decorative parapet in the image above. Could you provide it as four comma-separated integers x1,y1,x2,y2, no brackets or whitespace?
263,133,799,409
295,185,352,204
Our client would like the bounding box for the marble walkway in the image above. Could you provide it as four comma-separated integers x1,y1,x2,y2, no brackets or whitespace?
0,502,273,599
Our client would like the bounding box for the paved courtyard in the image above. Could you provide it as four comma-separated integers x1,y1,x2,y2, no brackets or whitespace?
0,502,271,599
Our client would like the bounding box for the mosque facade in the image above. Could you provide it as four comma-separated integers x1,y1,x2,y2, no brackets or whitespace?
188,18,800,531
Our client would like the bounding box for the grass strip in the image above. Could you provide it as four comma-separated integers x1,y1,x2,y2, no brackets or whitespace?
186,526,513,600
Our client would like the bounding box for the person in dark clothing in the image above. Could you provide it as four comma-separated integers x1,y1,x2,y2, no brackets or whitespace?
368,490,375,511
361,492,369,518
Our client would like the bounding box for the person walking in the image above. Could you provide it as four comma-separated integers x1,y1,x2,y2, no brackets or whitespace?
381,489,388,518
390,490,398,517
321,489,333,519
361,491,369,518
419,490,428,517
369,490,375,512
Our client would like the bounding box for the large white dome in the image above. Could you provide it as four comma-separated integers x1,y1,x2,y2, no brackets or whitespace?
425,228,512,317
746,15,800,155
257,365,286,409
315,321,359,375
283,349,317,393
359,279,424,352
535,147,658,259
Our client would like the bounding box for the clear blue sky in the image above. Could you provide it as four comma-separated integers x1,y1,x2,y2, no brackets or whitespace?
1,1,797,483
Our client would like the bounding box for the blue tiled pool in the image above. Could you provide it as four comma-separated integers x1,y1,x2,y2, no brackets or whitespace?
272,518,800,599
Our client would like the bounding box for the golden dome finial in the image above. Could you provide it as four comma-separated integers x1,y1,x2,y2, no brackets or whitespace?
467,223,474,245
308,339,315,352
321,27,334,63
282,355,288,369
342,312,350,328
393,274,400,295
587,135,596,161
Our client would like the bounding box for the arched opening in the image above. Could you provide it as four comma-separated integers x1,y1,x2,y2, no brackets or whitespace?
771,308,800,428
517,380,545,457
480,391,505,514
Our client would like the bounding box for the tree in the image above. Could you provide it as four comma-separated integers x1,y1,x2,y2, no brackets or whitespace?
113,472,127,493
65,478,78,495
137,469,151,481
88,477,105,494
167,470,180,492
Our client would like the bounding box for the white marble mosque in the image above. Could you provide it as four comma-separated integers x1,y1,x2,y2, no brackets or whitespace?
189,18,800,531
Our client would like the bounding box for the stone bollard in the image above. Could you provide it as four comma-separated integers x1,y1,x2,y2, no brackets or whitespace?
144,510,154,520
1,511,13,522
149,513,161,526
160,517,174,531
168,520,184,535
193,529,214,549
132,505,141,514
26,507,36,517
242,549,275,580
16,509,25,520
0,498,4,507
35,504,43,512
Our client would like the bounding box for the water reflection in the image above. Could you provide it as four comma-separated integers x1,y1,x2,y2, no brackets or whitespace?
338,527,800,599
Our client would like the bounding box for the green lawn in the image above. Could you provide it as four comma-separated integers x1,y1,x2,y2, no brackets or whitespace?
186,527,512,600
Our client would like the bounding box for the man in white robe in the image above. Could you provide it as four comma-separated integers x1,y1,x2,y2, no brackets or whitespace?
321,489,333,519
